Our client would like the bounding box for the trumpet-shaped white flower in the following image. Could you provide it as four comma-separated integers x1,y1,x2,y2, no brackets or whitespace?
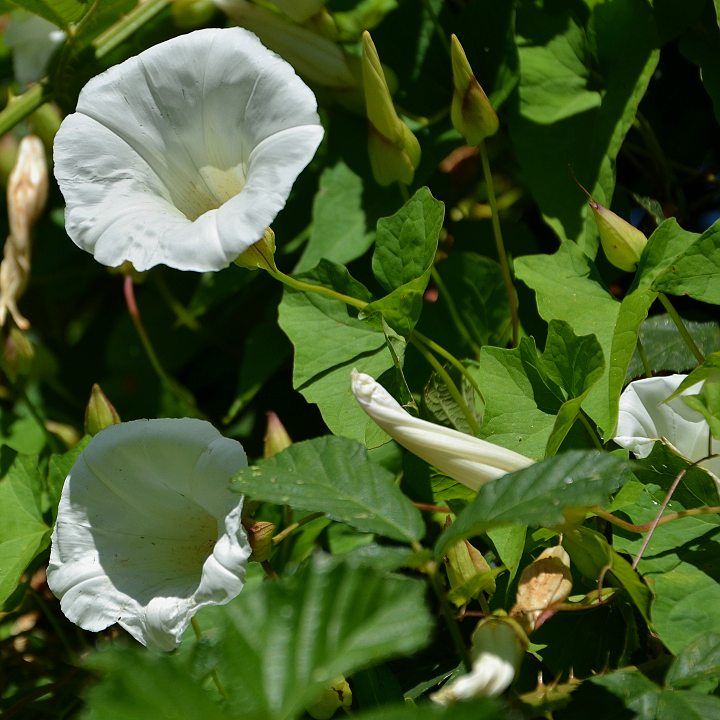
351,370,533,490
53,28,323,272
431,617,527,703
47,418,251,651
615,374,720,480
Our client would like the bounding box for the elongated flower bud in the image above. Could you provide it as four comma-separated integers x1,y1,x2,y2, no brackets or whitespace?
351,370,533,490
445,521,495,603
450,35,499,146
263,410,293,458
235,228,278,272
215,0,355,88
305,675,352,719
511,545,572,632
84,383,122,436
0,135,48,329
589,199,647,272
361,31,421,186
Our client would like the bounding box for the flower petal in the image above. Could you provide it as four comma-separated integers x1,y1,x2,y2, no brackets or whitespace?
351,370,533,490
47,418,250,650
53,27,323,272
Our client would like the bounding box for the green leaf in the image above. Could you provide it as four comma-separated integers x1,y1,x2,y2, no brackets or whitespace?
605,288,657,436
666,634,720,689
82,649,227,720
563,526,652,626
626,315,720,380
683,381,720,440
435,450,631,555
486,525,527,584
277,261,395,446
213,554,433,720
635,218,700,290
7,0,88,27
468,339,561,460
372,187,443,292
666,352,720,399
46,436,90,517
0,448,50,608
515,241,620,435
233,436,424,542
423,362,481,435
296,162,373,272
509,0,658,253
651,221,720,304
366,188,443,336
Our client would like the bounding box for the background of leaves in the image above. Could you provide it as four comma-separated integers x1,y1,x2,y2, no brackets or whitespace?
1,0,720,718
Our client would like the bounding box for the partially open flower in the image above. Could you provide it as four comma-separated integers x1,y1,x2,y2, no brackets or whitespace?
351,370,533,490
431,616,527,703
53,28,323,272
47,418,251,651
615,374,720,481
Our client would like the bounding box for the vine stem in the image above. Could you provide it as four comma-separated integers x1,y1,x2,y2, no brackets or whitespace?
409,335,481,435
272,512,325,545
0,83,51,137
631,468,686,569
595,504,720,534
478,141,519,347
123,276,199,411
657,293,704,364
414,540,472,673
265,266,368,310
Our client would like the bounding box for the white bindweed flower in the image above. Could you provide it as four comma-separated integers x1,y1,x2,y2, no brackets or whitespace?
615,374,720,481
431,617,527,703
351,370,533,490
47,418,251,651
53,27,323,272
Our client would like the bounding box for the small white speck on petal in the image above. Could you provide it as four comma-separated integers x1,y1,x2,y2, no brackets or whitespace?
47,418,251,651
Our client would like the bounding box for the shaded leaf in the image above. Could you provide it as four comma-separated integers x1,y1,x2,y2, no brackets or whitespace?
666,633,720,689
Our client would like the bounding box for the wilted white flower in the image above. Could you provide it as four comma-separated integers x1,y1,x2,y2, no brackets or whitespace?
615,374,720,480
431,617,527,703
351,370,533,490
53,27,323,272
4,11,65,87
47,418,251,651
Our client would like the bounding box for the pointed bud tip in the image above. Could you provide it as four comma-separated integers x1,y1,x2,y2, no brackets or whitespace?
84,384,121,436
589,200,647,272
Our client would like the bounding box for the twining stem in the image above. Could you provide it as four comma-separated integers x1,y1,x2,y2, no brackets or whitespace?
123,276,199,411
478,141,519,347
0,83,50,137
272,512,326,545
631,468,686,569
430,267,483,358
191,617,229,700
657,293,704,364
595,503,720,534
412,330,485,403
409,335,481,435
424,557,472,672
265,266,368,310
578,412,603,451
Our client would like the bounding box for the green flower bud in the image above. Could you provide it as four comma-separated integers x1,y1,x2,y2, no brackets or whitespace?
305,676,352,720
171,0,217,29
362,31,421,186
234,228,278,272
84,383,121,436
444,520,495,603
263,410,292,458
450,35,499,146
589,199,647,272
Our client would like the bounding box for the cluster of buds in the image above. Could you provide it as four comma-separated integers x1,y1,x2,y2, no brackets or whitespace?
0,135,48,329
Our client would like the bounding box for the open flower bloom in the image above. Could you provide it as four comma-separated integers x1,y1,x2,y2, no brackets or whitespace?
47,418,251,651
615,374,720,481
431,617,527,703
53,28,323,272
351,370,533,490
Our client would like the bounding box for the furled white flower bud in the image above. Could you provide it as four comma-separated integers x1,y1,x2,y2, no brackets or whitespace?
351,370,533,490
